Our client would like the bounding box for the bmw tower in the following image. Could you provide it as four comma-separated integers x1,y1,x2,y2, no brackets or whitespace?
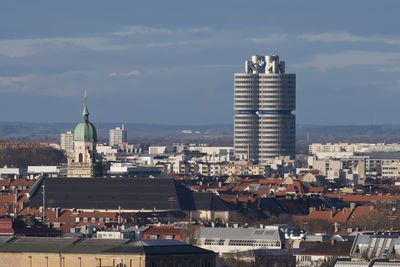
234,55,296,164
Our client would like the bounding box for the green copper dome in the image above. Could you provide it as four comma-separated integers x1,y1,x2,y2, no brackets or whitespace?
74,92,97,142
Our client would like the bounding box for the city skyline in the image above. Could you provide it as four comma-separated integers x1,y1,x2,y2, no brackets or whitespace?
1,1,400,126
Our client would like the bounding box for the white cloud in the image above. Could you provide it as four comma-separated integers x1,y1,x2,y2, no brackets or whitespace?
126,70,141,76
108,70,141,77
247,34,287,44
144,39,207,48
298,32,400,45
294,51,400,70
113,26,212,37
9,47,37,58
0,36,132,56
107,72,118,77
0,74,36,87
113,26,173,36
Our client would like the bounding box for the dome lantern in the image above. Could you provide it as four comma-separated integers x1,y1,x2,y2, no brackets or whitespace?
73,91,97,142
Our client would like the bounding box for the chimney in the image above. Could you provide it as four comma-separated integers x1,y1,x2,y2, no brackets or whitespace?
309,207,315,214
350,203,356,211
330,210,333,218
370,206,374,211
331,239,335,245
56,207,61,218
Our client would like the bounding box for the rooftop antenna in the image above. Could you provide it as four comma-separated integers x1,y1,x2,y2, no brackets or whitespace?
42,184,45,224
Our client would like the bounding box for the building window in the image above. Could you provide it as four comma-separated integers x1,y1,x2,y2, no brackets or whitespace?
79,153,83,163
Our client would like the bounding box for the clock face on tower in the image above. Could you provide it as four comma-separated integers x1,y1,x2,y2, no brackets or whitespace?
258,59,265,67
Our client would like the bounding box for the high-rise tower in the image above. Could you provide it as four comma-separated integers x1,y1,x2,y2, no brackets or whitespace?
109,124,127,147
234,55,295,164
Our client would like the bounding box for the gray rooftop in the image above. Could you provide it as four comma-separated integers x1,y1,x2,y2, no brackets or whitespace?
196,227,283,241
350,234,400,260
362,152,400,159
334,262,370,267
0,236,214,255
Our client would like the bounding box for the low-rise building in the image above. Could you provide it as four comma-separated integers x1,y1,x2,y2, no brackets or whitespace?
27,166,59,178
296,241,352,267
0,237,216,267
196,226,284,254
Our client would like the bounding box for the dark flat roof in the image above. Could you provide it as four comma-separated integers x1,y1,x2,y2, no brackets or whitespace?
27,178,235,212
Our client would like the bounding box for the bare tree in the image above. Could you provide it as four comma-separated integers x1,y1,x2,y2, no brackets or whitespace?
180,223,196,245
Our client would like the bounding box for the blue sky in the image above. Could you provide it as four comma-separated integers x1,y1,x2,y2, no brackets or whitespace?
1,1,400,125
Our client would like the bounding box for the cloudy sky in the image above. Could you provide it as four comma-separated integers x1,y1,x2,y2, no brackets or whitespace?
1,1,400,125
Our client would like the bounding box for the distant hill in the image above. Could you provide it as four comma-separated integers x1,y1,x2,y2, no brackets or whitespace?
0,122,400,145
0,147,66,168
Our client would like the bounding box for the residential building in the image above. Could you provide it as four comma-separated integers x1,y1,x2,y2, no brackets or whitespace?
0,166,21,179
142,226,183,241
382,162,400,179
234,55,296,164
60,131,74,152
109,124,127,147
309,142,400,155
313,159,343,181
149,146,167,155
96,145,117,162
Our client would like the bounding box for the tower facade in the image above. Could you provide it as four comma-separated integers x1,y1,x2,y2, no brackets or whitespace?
234,55,295,164
109,124,127,147
67,93,101,178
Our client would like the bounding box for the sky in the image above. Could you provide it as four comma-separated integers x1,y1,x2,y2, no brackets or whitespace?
1,1,400,125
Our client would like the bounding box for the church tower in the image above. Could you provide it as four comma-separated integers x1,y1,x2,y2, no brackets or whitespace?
67,92,101,177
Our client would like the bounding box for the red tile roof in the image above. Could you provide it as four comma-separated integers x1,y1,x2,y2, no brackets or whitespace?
347,206,374,225
325,193,400,203
0,179,11,187
9,179,35,187
144,226,182,235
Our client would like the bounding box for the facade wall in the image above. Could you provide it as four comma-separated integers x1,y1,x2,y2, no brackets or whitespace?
382,162,400,179
67,140,98,178
0,252,214,267
109,125,127,147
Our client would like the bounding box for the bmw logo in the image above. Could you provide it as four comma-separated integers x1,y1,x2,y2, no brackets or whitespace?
258,59,265,67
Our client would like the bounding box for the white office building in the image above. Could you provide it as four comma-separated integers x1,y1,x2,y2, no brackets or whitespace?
234,55,295,164
60,131,74,152
109,124,127,147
